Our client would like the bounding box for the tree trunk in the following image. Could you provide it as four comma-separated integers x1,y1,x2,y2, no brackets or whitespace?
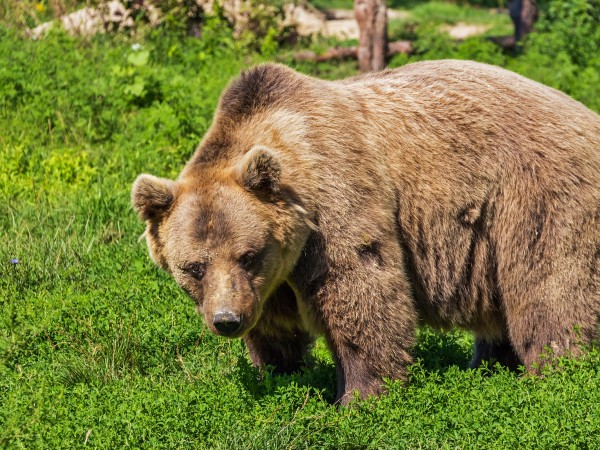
509,0,538,41
354,0,388,72
520,0,537,38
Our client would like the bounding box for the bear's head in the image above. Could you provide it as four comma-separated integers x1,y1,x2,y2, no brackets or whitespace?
132,146,313,338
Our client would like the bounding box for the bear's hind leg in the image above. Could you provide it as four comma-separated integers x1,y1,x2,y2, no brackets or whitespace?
501,268,598,371
504,302,589,371
496,194,600,371
470,337,522,370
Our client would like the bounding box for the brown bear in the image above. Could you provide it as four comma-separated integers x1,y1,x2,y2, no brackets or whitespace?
132,60,600,404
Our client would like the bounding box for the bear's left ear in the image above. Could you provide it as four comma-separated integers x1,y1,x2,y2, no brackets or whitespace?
236,146,281,196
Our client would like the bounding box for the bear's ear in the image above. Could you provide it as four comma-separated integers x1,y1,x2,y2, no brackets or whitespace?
131,174,176,221
236,146,281,196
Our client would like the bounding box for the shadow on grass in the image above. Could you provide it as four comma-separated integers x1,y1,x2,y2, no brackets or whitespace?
235,352,338,403
235,328,483,403
412,328,473,372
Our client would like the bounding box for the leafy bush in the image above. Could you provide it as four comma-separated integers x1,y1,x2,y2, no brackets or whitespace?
509,0,600,111
529,0,600,67
1,1,600,447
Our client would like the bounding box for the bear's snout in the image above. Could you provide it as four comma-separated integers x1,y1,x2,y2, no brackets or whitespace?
212,310,243,336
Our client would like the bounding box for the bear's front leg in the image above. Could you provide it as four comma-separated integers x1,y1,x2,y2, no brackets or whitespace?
317,263,417,405
243,282,313,374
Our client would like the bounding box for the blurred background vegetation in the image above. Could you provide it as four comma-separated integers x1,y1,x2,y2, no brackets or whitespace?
1,0,599,448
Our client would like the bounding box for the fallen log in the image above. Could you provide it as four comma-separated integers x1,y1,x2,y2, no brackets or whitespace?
293,39,413,63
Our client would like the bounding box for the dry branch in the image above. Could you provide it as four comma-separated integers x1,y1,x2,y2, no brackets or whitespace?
293,39,412,63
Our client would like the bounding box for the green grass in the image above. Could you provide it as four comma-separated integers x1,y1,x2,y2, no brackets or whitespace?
308,0,513,41
310,0,354,9
390,1,513,39
2,1,600,447
310,0,508,9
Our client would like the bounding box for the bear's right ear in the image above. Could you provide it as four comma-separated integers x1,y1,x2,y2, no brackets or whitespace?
131,174,176,221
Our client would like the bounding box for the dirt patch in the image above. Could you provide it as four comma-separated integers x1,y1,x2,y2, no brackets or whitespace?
322,9,410,40
440,22,491,40
286,7,411,40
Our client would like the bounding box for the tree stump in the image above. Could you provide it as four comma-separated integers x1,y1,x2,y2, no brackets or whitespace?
354,0,388,72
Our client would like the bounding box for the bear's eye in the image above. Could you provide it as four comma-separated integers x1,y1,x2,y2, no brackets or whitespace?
184,262,206,281
239,251,256,271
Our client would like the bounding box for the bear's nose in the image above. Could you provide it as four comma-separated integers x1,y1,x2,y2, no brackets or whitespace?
213,311,242,336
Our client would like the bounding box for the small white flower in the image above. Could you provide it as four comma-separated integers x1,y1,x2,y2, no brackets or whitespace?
131,43,142,51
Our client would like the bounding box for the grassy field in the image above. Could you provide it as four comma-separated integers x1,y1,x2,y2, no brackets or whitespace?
1,1,600,448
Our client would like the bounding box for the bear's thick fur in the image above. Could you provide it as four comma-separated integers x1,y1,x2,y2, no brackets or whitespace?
132,60,600,404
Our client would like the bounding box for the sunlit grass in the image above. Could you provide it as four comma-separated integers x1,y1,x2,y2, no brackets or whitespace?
1,2,600,447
